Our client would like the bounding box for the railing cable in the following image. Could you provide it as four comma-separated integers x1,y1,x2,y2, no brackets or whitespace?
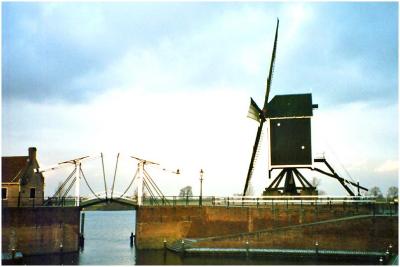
62,177,77,198
111,153,119,199
49,168,76,200
101,152,108,200
143,169,169,204
119,168,139,198
80,165,102,200
142,178,159,205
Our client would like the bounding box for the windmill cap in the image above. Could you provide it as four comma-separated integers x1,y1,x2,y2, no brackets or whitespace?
266,93,317,118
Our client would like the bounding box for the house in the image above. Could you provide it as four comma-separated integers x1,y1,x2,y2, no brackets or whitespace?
2,147,45,207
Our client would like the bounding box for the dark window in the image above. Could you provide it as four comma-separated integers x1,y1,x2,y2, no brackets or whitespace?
2,188,7,200
30,188,36,199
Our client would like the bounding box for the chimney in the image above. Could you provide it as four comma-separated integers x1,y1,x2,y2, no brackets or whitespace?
28,147,37,162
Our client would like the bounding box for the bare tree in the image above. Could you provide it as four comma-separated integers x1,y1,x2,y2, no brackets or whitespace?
387,186,398,200
311,177,326,195
368,186,383,199
311,177,321,187
133,187,148,199
179,186,193,197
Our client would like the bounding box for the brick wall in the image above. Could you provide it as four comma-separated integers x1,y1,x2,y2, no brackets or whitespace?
2,207,80,255
135,203,393,249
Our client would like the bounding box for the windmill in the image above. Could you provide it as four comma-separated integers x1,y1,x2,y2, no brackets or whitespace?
243,19,368,196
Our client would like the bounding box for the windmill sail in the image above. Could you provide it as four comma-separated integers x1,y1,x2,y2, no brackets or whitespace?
263,18,279,111
243,19,279,196
247,98,262,122
243,121,265,195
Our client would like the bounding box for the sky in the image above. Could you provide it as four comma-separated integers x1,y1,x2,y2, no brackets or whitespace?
2,2,398,198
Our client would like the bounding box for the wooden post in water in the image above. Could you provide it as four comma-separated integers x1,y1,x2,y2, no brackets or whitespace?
81,213,85,235
181,240,185,256
59,243,64,265
79,213,85,248
130,232,134,247
163,239,167,264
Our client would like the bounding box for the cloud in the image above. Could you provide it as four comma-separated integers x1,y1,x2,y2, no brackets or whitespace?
2,87,257,196
374,160,399,173
3,2,397,106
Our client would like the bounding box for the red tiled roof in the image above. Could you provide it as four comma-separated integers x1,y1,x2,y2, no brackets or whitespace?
2,156,29,183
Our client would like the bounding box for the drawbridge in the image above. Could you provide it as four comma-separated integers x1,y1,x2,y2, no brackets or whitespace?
38,153,177,209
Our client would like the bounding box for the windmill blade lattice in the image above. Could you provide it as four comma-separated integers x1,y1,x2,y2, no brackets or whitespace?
243,19,279,196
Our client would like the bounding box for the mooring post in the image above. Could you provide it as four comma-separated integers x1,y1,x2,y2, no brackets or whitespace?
385,248,390,262
315,241,319,256
163,239,167,264
79,212,85,248
181,240,185,255
227,197,230,208
59,243,64,265
81,213,85,235
130,232,134,247
11,248,16,260
245,240,249,257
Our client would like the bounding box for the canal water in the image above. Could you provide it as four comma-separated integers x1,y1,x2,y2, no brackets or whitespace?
21,210,379,265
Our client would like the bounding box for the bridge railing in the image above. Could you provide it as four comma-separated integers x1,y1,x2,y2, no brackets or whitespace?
1,196,82,208
142,195,378,206
6,195,396,216
140,195,398,215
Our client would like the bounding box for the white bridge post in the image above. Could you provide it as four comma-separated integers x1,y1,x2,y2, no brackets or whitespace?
75,162,81,207
137,161,144,206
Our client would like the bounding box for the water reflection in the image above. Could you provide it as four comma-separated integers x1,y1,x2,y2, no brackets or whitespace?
15,211,379,265
136,250,379,265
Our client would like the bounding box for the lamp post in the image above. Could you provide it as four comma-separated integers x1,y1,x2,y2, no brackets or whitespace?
199,169,204,206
